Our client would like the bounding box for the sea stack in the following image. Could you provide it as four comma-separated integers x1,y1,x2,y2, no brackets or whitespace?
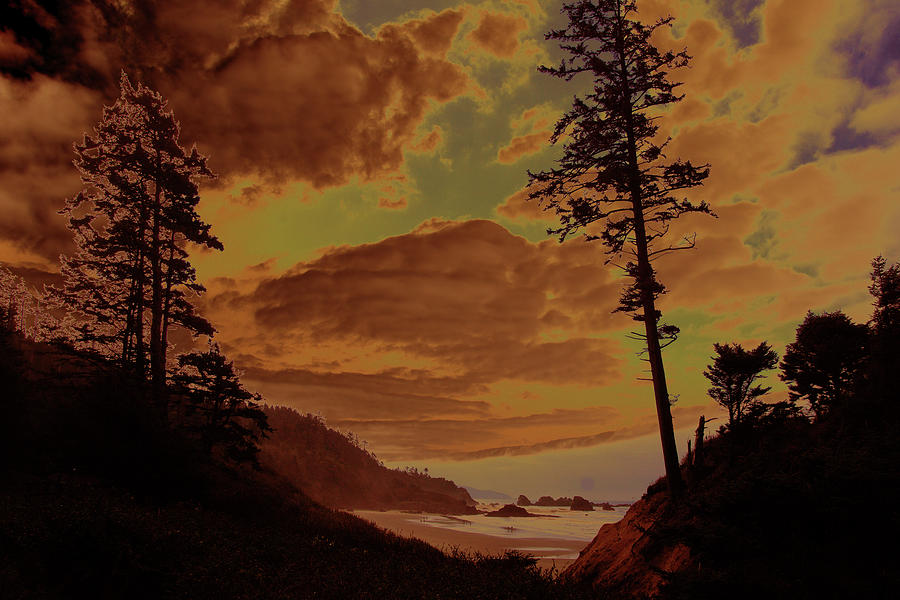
570,496,594,511
485,504,532,517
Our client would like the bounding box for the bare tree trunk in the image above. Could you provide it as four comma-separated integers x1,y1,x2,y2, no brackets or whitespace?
640,288,685,497
159,229,177,418
134,215,147,381
616,9,684,498
149,148,165,415
693,415,706,470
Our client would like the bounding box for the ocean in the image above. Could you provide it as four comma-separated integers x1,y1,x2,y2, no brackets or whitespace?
424,499,628,543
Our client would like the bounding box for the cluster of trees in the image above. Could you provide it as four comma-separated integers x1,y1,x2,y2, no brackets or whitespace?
2,74,269,466
532,2,897,502
704,256,900,429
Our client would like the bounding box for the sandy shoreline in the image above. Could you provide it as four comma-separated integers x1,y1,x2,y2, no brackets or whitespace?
351,510,589,570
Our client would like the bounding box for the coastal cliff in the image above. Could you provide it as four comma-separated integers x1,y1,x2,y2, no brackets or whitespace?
563,410,900,599
564,491,693,598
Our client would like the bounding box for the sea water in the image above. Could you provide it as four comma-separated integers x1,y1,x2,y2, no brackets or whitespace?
414,499,628,543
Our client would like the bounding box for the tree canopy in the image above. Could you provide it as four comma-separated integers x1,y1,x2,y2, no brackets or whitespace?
780,311,868,418
703,342,778,427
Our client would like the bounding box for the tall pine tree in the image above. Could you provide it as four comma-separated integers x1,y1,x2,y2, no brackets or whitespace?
54,73,222,412
529,0,712,496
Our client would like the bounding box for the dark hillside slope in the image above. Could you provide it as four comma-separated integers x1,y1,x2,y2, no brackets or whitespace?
565,412,900,599
0,331,591,599
261,406,477,514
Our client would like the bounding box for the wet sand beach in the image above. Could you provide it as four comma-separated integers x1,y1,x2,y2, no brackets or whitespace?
352,510,589,570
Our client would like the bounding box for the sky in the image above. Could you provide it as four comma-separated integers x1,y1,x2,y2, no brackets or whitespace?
2,0,899,499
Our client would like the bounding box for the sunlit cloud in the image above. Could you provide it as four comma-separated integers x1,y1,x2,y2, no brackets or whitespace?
2,0,899,477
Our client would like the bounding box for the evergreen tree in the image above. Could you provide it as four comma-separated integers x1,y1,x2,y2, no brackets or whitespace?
173,343,271,466
703,342,778,427
780,311,868,418
529,0,712,496
53,73,222,409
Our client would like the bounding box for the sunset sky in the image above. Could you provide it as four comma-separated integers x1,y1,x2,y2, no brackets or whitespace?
2,0,899,499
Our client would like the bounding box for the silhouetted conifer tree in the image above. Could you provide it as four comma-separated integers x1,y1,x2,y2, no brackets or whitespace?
780,311,867,418
529,0,712,496
703,342,778,427
173,343,271,465
53,73,222,411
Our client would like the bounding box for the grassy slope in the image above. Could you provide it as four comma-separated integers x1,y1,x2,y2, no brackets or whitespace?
0,332,592,599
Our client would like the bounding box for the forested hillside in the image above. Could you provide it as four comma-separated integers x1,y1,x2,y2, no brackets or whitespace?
261,406,477,513
564,257,900,599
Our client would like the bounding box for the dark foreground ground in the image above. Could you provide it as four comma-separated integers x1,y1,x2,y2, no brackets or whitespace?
0,332,594,600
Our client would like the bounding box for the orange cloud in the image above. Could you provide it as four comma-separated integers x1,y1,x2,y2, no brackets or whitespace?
380,8,466,58
197,219,630,420
411,125,444,154
173,17,469,188
468,11,528,58
495,187,557,223
496,130,551,163
377,197,407,210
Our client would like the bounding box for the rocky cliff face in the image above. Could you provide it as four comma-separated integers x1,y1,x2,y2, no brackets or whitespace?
564,491,695,599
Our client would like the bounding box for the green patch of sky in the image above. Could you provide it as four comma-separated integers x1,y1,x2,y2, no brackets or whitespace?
201,1,602,274
661,307,717,335
743,209,779,259
791,263,820,279
201,92,565,275
408,97,541,215
789,130,828,170
199,181,429,274
712,90,743,118
748,87,782,123
768,318,803,348
748,294,778,310
824,290,871,314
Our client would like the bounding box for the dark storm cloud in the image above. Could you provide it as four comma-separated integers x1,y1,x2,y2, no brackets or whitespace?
0,0,470,259
8,0,471,187
836,11,900,88
706,0,765,48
